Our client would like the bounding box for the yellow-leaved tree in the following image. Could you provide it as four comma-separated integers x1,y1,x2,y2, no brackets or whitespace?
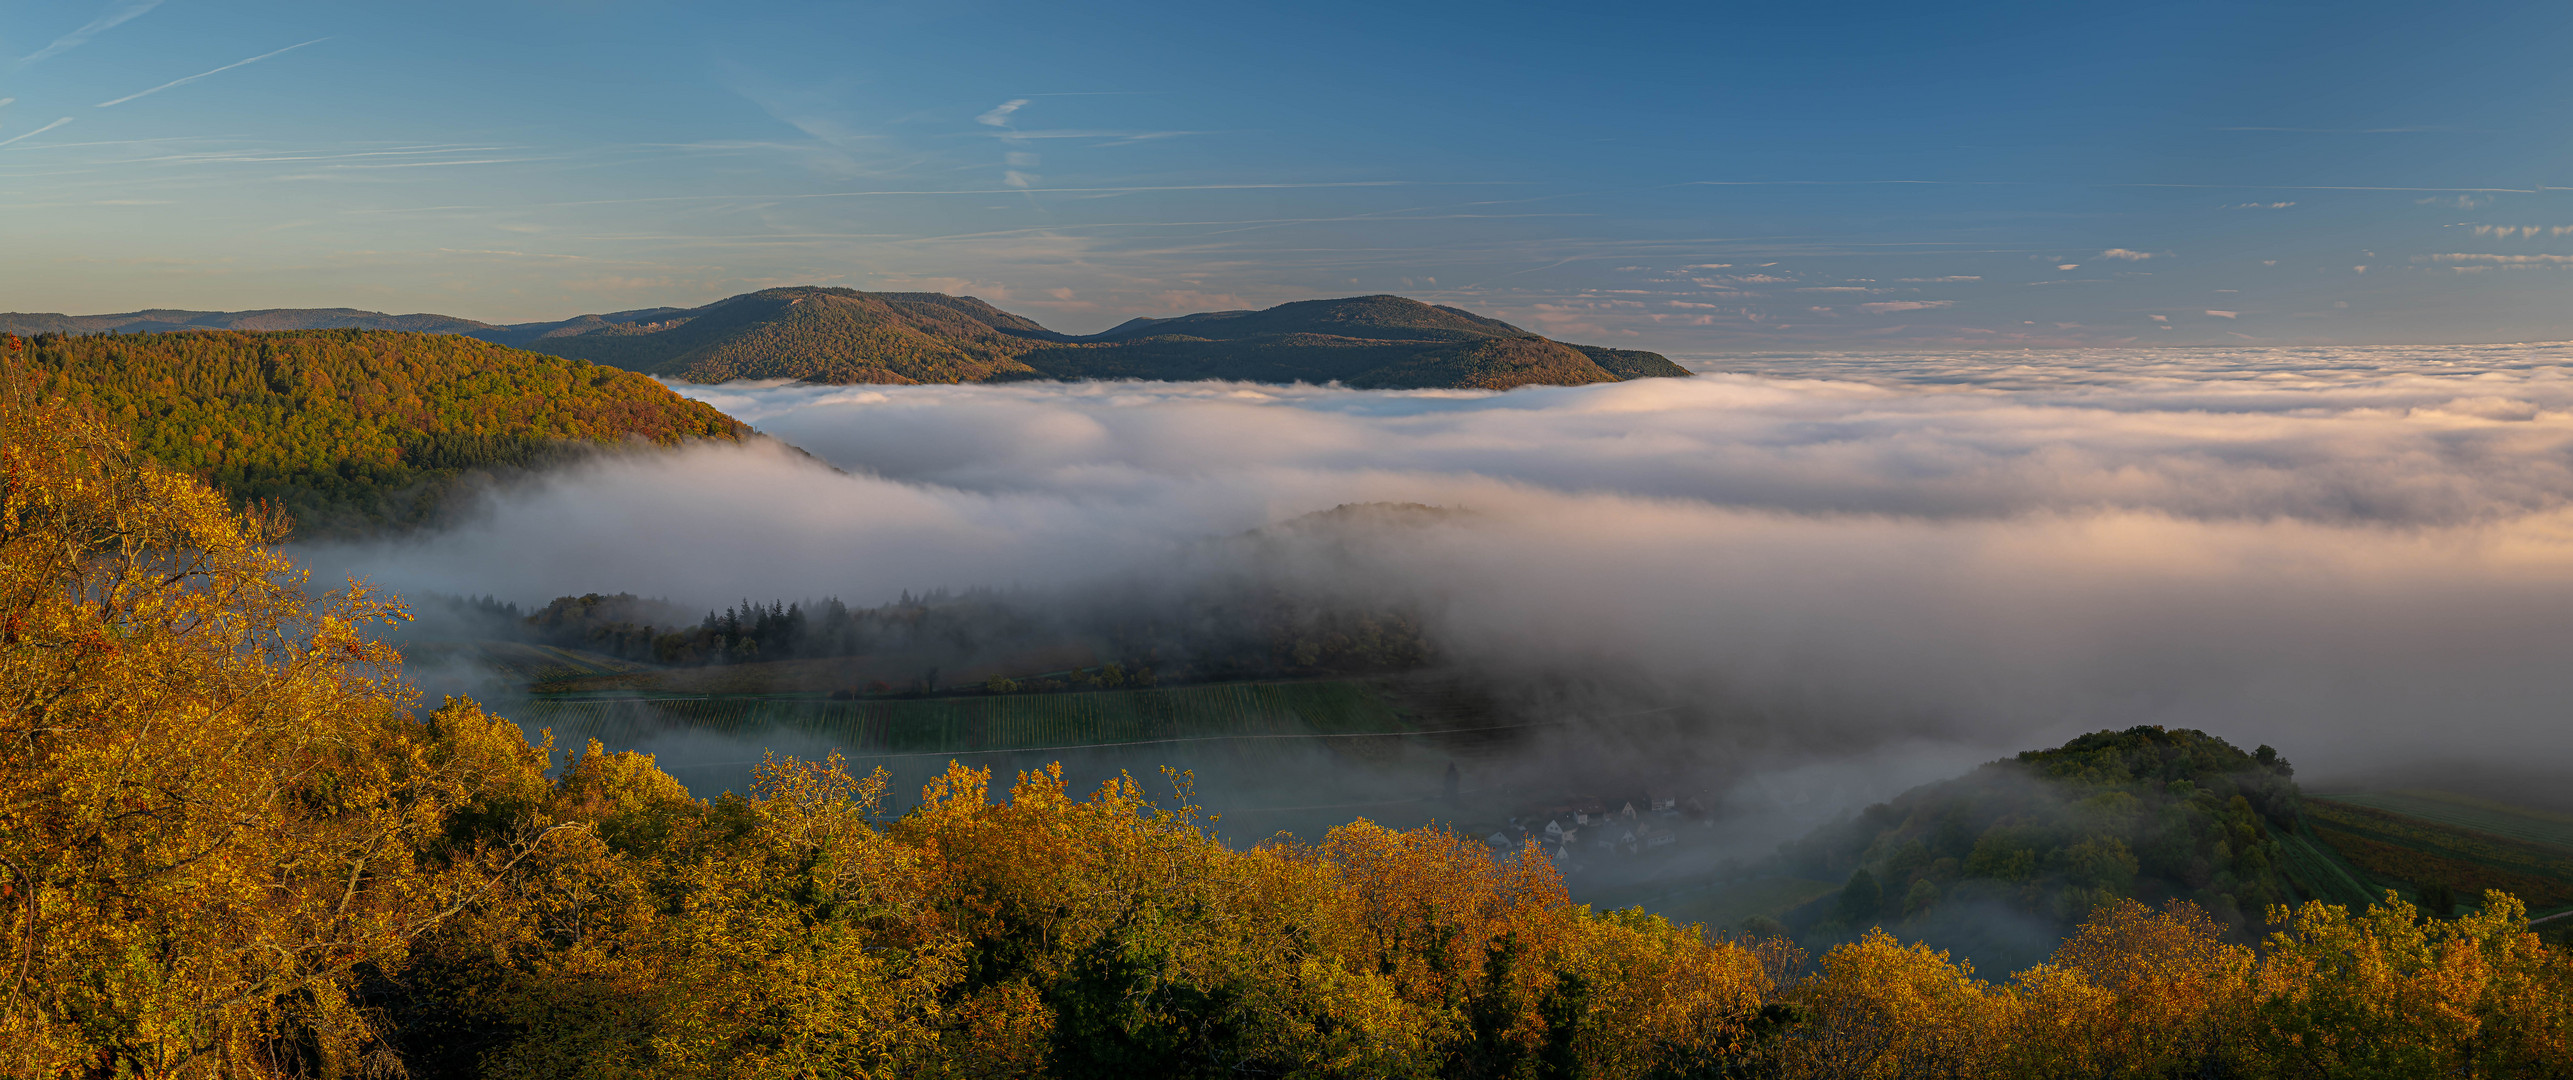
0,373,568,1077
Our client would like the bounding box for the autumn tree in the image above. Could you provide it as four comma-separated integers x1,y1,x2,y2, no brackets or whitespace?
0,377,568,1077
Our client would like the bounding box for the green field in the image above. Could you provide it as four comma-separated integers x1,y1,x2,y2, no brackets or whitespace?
518,679,1418,754
2303,797,2573,915
2311,789,2573,852
2270,818,2384,910
408,641,646,684
507,678,1512,838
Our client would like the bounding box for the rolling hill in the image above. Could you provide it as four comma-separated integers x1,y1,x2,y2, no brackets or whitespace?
6,328,747,536
4,288,1693,390
0,307,505,336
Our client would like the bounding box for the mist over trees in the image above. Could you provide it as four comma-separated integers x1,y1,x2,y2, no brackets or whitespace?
12,346,2573,1078
1780,728,2318,953
435,574,1434,688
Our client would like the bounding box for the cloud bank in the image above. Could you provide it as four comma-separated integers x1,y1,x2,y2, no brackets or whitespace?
308,344,2573,784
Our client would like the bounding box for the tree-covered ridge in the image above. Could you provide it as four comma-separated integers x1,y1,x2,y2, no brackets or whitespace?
0,306,506,336
514,287,1693,389
1087,294,1530,343
518,287,1056,385
8,290,1696,390
9,329,745,535
9,401,2573,1077
1782,726,2311,942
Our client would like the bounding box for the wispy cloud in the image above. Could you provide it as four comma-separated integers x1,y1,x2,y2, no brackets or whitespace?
2469,225,2573,239
96,38,329,108
0,117,74,148
987,128,1206,145
2098,248,2159,261
2424,253,2573,266
1858,300,1953,314
976,99,1027,127
2204,309,2238,318
21,0,165,64
2211,125,2455,134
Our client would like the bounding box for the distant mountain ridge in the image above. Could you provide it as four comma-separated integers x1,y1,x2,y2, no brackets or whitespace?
1,288,1689,390
0,307,505,336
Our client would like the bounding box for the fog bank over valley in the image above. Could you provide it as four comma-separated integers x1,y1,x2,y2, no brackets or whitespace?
310,344,2573,830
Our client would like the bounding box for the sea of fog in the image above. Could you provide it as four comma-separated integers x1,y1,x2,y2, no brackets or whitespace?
307,342,2573,838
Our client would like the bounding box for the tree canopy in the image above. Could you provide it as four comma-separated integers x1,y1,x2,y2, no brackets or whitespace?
7,329,745,536
6,384,2571,1078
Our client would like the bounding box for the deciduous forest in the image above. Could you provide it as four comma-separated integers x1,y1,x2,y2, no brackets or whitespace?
5,330,744,535
7,384,2573,1078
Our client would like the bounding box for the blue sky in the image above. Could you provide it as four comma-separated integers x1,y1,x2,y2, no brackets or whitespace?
5,0,2572,352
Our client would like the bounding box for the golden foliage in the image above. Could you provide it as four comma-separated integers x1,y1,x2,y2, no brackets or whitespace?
8,382,2573,1078
0,381,569,1076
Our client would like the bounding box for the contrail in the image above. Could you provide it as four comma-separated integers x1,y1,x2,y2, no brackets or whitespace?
96,37,330,108
21,0,166,64
0,117,73,148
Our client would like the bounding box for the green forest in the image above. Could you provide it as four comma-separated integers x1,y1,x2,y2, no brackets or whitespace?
511,287,1693,390
6,329,745,535
1777,729,2354,946
11,373,2573,1078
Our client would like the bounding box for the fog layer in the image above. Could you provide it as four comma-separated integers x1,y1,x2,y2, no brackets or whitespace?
306,344,2573,781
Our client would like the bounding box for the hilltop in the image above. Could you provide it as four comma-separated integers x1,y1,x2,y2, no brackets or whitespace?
3,288,1692,390
1773,727,2323,950
7,329,746,536
492,288,1055,384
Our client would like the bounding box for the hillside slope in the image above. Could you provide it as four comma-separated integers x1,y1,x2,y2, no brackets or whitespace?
7,290,1693,390
501,287,1058,384
8,329,746,536
1775,727,2309,946
508,288,1692,389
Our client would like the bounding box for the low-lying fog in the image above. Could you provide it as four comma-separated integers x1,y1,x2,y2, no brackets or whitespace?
309,343,2573,850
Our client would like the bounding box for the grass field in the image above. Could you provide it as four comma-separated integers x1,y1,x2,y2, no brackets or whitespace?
2311,789,2573,852
2271,819,2384,910
408,641,645,684
2306,797,2573,913
518,678,1419,754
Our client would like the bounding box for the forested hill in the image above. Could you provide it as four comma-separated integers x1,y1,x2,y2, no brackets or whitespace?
1775,727,2345,957
7,329,746,536
501,287,1055,384
10,289,1696,390
517,287,1694,389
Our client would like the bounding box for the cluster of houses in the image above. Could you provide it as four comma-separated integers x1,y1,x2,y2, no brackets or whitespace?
1485,795,1704,866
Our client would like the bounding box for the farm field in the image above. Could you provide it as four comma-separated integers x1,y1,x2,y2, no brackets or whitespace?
519,678,1419,752
406,641,645,685
2270,820,2383,911
2305,796,2573,915
2310,788,2573,852
505,677,1532,833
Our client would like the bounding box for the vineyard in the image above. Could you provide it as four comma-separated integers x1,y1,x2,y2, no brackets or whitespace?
2306,797,2573,914
2267,819,2384,911
2314,789,2573,851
